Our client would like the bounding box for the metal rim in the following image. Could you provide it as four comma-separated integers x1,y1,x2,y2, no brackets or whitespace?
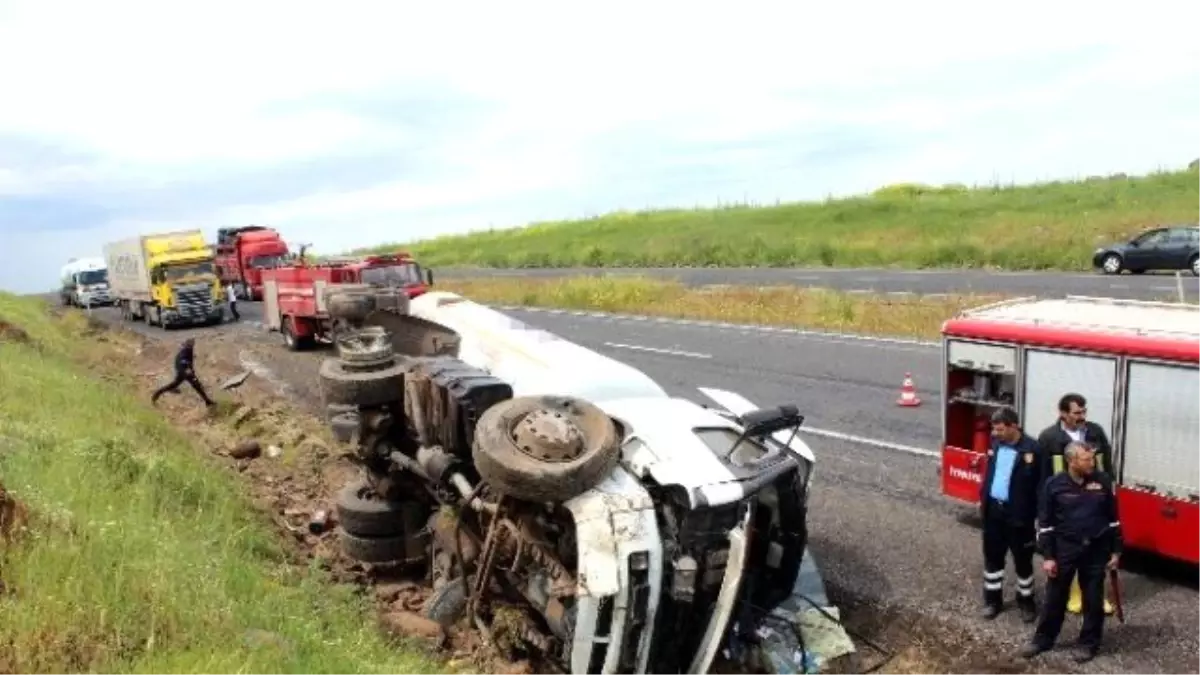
509,408,585,463
336,327,395,362
1102,255,1121,273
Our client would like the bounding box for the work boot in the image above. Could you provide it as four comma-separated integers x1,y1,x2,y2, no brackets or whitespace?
1019,642,1050,659
1018,600,1037,624
980,603,1002,620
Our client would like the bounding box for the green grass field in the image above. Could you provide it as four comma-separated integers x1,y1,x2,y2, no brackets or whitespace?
0,294,438,674
364,166,1198,271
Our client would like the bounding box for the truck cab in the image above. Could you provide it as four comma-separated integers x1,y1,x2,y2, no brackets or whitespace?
59,257,112,307
215,225,292,300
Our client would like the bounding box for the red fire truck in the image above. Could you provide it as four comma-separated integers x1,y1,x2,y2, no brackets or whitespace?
214,226,292,301
940,295,1199,565
259,251,432,350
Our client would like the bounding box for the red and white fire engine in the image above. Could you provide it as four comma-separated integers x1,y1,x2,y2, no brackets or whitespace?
259,251,432,350
939,295,1199,565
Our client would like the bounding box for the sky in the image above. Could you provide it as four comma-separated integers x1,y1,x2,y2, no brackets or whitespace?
2,0,1198,294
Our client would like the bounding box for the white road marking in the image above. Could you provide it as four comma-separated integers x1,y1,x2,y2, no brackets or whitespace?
799,425,941,460
602,341,713,359
497,305,940,349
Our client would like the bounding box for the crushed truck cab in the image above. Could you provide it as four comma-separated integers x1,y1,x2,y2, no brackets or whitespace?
322,290,816,673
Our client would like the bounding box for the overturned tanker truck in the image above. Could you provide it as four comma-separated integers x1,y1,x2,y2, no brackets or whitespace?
315,288,817,674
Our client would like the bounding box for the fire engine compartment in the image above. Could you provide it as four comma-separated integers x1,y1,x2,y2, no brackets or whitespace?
939,296,1200,566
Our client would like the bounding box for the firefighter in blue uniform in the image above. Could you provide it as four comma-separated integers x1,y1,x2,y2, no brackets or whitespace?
1022,441,1122,663
978,407,1044,622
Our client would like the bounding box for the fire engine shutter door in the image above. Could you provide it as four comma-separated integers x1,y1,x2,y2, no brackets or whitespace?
1121,361,1200,497
1022,349,1118,449
264,279,281,330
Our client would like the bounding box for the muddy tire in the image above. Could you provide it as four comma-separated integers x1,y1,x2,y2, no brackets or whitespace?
336,327,396,371
374,290,411,315
329,412,362,444
336,479,410,537
422,578,467,627
319,358,404,407
326,289,376,322
338,528,426,565
472,395,620,503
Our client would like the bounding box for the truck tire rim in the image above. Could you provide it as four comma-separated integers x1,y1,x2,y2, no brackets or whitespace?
511,409,585,463
1104,256,1120,273
336,327,393,361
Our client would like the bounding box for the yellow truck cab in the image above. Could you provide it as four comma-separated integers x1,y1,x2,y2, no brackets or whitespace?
104,229,226,328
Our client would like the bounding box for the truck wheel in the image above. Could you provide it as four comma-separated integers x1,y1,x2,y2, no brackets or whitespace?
327,290,376,322
336,478,411,537
338,527,428,565
472,395,620,503
319,357,405,407
282,317,314,351
335,326,395,366
329,411,362,444
422,578,468,626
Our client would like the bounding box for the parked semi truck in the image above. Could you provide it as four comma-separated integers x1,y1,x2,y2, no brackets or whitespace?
214,225,292,301
58,256,112,307
103,229,225,328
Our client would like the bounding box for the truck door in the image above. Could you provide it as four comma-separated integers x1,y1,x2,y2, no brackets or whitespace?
1118,359,1200,564
263,278,281,330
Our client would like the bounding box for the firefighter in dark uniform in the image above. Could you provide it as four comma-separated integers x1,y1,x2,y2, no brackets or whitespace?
978,406,1044,622
151,338,216,407
1022,441,1122,663
1036,392,1115,615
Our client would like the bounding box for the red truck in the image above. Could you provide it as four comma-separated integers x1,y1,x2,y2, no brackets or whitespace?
214,225,292,300
259,251,433,350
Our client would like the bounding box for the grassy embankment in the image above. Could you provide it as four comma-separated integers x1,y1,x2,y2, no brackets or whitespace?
0,294,439,673
370,166,1199,271
436,277,1006,340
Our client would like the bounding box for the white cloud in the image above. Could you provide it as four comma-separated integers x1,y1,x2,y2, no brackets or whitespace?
1,0,1198,292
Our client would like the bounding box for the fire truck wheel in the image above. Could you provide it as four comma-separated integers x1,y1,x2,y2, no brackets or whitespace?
335,478,411,537
327,291,377,322
319,357,405,407
472,395,620,503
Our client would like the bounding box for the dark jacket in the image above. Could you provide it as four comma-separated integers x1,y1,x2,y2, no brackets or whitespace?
979,431,1045,524
1037,421,1113,481
174,343,195,375
1037,470,1123,561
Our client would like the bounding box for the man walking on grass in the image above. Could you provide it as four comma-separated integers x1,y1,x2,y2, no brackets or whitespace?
151,337,216,407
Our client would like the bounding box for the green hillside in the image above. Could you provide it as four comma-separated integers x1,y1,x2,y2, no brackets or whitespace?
367,165,1199,271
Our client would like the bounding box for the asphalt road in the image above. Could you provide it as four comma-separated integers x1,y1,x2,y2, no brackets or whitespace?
436,266,1200,302
86,299,1198,673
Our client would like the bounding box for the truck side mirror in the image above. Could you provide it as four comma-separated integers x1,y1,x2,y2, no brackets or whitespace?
425,269,434,286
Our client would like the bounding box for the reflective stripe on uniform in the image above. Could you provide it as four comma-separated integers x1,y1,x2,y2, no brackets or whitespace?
1053,454,1064,474
1038,526,1054,534
1109,521,1121,528
1016,576,1034,597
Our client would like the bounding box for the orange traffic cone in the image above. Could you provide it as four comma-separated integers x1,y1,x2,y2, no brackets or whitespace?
897,372,922,407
